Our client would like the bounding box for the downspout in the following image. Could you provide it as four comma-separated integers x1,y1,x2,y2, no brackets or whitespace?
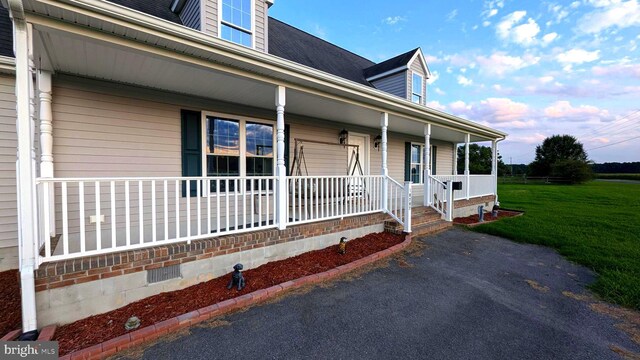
494,138,505,205
7,0,39,338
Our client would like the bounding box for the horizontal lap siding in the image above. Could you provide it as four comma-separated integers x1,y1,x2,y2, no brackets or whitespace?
254,0,267,52
202,0,218,37
0,75,17,268
371,72,406,99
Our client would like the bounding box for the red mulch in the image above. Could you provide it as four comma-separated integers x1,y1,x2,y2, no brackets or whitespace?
453,210,522,225
55,232,404,355
0,269,21,336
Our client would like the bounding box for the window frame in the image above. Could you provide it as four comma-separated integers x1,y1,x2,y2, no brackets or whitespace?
218,0,255,48
411,72,423,104
201,111,276,192
409,142,436,184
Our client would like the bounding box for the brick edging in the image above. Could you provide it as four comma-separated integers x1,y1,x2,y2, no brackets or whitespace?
60,234,412,360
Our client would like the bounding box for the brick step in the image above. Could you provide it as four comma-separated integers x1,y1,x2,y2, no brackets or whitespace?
411,212,442,226
411,220,452,238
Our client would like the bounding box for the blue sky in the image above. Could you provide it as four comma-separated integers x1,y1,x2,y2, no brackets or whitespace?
271,0,640,164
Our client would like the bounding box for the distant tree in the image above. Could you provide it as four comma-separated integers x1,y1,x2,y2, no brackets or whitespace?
456,144,510,176
528,135,589,177
551,159,593,184
592,162,640,174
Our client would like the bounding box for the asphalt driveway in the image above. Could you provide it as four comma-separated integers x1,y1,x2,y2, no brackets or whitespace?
118,228,640,360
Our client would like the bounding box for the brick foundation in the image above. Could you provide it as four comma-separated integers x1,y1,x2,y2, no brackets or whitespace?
453,195,496,218
35,213,389,291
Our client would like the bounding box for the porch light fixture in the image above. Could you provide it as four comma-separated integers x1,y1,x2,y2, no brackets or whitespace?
339,129,349,145
373,135,382,151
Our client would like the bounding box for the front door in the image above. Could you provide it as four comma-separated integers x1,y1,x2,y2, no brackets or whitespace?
348,133,369,175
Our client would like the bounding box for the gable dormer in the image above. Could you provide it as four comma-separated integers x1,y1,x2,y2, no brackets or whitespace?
364,48,431,105
171,0,273,52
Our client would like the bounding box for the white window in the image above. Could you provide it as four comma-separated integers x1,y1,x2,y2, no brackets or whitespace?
412,73,423,104
220,0,253,47
410,143,436,184
204,113,274,191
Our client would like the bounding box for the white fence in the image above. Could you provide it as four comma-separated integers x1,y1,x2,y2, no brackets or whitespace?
36,175,413,262
433,175,495,200
37,176,277,262
427,176,447,216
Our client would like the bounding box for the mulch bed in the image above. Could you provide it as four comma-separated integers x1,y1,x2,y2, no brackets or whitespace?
453,210,523,225
55,232,404,355
0,270,21,336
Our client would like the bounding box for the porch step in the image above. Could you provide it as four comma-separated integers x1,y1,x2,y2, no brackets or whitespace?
411,219,452,238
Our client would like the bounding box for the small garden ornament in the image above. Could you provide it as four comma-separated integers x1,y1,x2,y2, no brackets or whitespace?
338,237,347,255
227,263,246,291
124,316,141,331
492,204,500,218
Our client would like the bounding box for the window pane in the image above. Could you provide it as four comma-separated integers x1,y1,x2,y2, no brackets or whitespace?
412,94,422,104
411,144,421,163
411,164,421,184
246,122,273,156
413,74,422,94
207,155,240,176
246,157,273,176
207,117,239,155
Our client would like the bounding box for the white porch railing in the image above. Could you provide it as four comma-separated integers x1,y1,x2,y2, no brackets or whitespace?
36,176,277,262
433,175,495,200
36,175,412,263
427,175,447,216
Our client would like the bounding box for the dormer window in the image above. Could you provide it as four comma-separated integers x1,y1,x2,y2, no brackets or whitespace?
221,0,253,47
412,73,423,104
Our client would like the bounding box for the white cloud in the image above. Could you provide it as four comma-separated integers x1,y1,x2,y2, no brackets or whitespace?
447,9,459,21
448,98,534,128
577,0,640,34
556,49,600,64
496,11,541,46
592,62,640,78
539,75,555,83
427,71,440,85
488,9,499,17
483,21,492,27
382,16,407,25
457,75,473,86
476,52,541,76
434,87,446,95
542,32,558,44
426,100,447,111
549,4,570,24
424,55,441,63
544,100,611,122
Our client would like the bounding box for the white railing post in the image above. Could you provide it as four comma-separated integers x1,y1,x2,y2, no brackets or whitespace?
453,143,458,175
446,181,454,221
404,181,412,233
424,124,431,206
380,113,389,213
492,139,499,204
464,133,470,200
275,86,287,230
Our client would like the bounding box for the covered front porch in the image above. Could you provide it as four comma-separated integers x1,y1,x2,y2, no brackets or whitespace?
10,0,505,332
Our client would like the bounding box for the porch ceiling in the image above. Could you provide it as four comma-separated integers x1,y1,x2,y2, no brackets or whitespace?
31,22,489,143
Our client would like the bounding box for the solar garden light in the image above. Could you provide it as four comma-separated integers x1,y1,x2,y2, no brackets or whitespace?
478,205,484,222
492,204,500,218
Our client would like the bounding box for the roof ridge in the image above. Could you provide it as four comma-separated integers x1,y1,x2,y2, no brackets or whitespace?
268,16,375,65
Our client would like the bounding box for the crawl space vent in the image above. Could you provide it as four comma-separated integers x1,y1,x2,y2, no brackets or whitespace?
147,264,181,284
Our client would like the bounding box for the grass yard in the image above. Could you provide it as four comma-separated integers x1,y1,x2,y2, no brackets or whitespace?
595,173,640,181
472,181,640,310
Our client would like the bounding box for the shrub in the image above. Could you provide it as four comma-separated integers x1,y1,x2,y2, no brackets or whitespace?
551,159,593,184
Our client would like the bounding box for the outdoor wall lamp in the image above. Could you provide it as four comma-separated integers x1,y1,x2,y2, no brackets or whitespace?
339,129,349,145
373,135,382,151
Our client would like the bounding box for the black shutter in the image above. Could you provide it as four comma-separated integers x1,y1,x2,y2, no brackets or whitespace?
181,109,202,197
431,146,437,175
404,142,411,182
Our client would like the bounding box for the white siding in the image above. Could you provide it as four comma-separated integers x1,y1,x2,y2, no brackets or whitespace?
200,0,269,53
0,75,18,269
370,72,406,99
254,0,267,52
179,0,201,30
202,0,218,37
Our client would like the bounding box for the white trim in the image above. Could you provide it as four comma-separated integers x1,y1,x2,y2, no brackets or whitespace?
411,72,423,105
408,48,432,78
365,65,408,82
201,110,276,180
217,0,255,49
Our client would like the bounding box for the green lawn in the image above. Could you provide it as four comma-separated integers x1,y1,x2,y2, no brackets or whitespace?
472,181,640,310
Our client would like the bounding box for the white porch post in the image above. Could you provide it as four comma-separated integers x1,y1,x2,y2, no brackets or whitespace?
275,86,287,230
14,18,38,333
453,143,458,175
492,139,499,204
423,124,431,206
38,70,55,236
380,113,388,212
464,133,470,200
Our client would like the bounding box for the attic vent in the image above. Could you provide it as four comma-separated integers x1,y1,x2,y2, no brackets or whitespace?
147,264,181,284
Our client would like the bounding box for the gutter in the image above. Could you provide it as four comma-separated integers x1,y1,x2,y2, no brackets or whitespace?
32,0,506,139
7,0,39,338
